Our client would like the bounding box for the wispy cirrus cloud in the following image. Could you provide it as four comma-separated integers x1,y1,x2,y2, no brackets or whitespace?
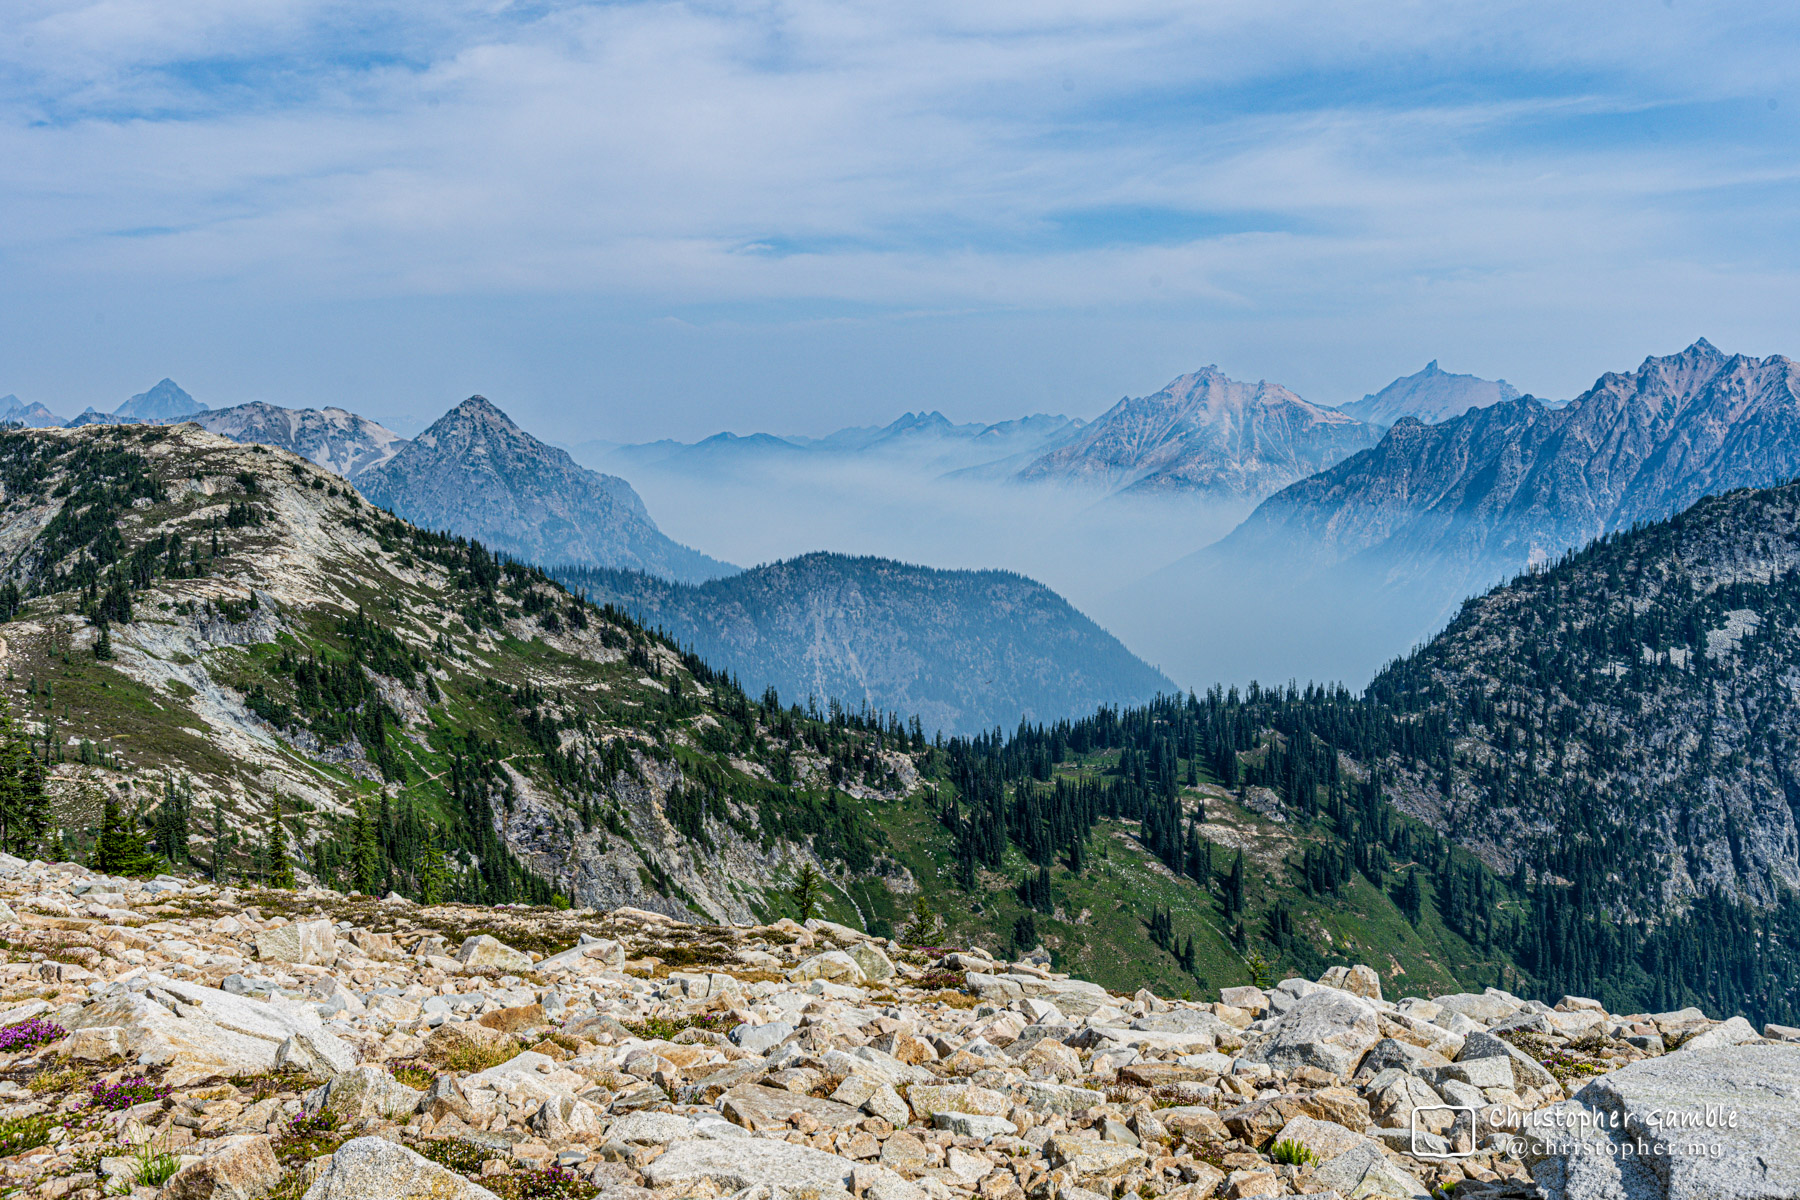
0,1,1797,431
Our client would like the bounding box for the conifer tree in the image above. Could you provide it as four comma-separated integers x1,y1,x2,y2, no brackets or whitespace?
0,702,48,857
789,863,825,922
417,823,450,905
1011,912,1038,957
267,799,295,889
89,784,160,877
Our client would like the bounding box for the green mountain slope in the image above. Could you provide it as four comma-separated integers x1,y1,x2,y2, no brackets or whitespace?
0,423,901,924
553,553,1173,737
0,422,1510,1005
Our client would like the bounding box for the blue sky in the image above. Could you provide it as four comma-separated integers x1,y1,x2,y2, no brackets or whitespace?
1,1,1797,441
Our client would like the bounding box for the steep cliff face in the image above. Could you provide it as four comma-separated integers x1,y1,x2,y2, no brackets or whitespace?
1218,340,1800,598
185,401,409,478
1367,477,1800,914
357,396,735,583
1017,366,1380,500
555,552,1173,736
1337,360,1521,426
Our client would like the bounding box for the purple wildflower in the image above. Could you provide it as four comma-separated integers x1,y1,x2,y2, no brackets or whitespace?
0,1018,66,1053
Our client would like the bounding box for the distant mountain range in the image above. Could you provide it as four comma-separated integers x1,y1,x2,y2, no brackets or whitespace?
597,361,1526,508
1015,366,1380,501
586,410,1086,479
1337,360,1521,426
1218,340,1800,594
63,379,209,427
0,396,66,427
185,401,408,478
552,552,1174,735
357,397,735,584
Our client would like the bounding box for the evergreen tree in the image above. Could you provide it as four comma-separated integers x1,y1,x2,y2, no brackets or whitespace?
1223,850,1246,918
0,702,48,857
267,799,295,889
89,785,160,877
1011,912,1039,957
417,823,450,905
902,895,944,945
1395,868,1425,924
789,862,825,922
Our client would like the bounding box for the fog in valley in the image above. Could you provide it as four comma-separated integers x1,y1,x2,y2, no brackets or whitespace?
574,439,1452,695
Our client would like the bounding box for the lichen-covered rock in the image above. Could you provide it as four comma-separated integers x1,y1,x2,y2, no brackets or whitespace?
303,1066,423,1121
158,1133,281,1200
786,950,866,985
456,934,533,972
301,1136,499,1200
253,919,338,966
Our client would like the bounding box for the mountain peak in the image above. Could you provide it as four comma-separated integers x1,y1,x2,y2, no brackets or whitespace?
1340,361,1519,427
1016,364,1377,498
361,396,734,583
116,378,205,421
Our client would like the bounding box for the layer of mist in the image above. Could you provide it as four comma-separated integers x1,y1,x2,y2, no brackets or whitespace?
572,440,1461,693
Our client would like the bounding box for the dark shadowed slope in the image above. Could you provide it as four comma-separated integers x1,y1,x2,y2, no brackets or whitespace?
553,552,1173,735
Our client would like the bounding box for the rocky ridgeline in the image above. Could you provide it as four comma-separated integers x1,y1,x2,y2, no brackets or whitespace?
0,860,1794,1200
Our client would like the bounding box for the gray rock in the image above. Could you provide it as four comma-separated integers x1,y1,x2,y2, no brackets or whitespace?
1525,1043,1800,1200
965,972,1110,1018
1434,991,1522,1025
301,1135,499,1200
1435,1055,1514,1090
731,1021,794,1054
1017,1080,1105,1114
646,1137,896,1196
721,1083,863,1132
1679,1016,1759,1052
1006,1025,1077,1057
159,1133,279,1200
830,1075,910,1127
934,1112,1018,1138
1244,988,1383,1076
274,1028,358,1079
849,943,895,982
1355,1037,1451,1079
905,1082,1009,1121
457,935,532,973
1310,1141,1430,1199
1460,1029,1559,1093
603,1111,697,1144
254,920,338,966
303,1066,423,1121
1438,1078,1485,1108
1130,1009,1236,1037
787,950,866,985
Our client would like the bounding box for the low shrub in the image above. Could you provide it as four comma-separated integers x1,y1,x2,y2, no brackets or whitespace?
1270,1139,1318,1167
0,1114,54,1157
486,1165,598,1200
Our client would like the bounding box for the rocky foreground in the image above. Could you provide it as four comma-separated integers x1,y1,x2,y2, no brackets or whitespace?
0,859,1795,1200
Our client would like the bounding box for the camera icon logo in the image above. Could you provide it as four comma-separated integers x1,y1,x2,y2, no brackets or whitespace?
1410,1104,1480,1158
